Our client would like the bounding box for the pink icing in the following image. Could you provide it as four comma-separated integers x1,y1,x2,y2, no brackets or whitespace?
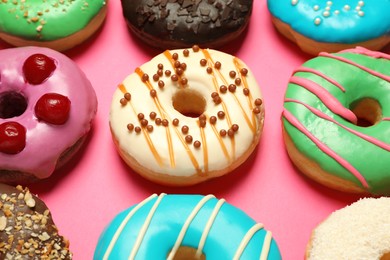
289,76,357,124
319,52,390,83
285,98,390,152
282,109,369,188
339,47,390,60
293,67,345,92
0,47,97,179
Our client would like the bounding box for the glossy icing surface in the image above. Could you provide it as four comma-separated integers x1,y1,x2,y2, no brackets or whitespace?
94,194,281,260
110,47,264,179
0,0,107,41
267,0,390,43
0,47,97,178
282,47,390,195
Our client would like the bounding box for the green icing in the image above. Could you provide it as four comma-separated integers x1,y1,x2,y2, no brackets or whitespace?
0,0,106,41
283,50,390,195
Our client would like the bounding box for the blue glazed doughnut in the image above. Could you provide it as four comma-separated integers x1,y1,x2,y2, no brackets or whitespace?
267,0,390,55
94,194,281,259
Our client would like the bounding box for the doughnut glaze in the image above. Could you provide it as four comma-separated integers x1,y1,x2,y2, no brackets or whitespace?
94,194,281,260
0,0,108,51
109,46,264,186
121,0,253,49
268,0,390,54
282,47,390,195
306,197,390,259
0,47,97,182
0,184,72,259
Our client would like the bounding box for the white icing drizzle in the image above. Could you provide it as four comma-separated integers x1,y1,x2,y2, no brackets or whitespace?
128,193,166,259
102,194,158,260
233,223,265,259
167,195,215,260
259,231,273,260
195,198,226,258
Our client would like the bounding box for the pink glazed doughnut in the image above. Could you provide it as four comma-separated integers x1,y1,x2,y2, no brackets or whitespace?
0,47,97,183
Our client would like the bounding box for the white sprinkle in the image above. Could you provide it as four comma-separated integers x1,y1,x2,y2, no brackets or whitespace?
323,11,330,17
358,1,364,6
334,10,340,15
355,6,361,11
291,0,298,5
313,5,319,11
344,5,351,11
326,1,332,6
358,10,364,16
325,6,330,11
314,17,321,25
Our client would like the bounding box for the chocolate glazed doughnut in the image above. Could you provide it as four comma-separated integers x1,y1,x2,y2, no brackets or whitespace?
121,0,253,49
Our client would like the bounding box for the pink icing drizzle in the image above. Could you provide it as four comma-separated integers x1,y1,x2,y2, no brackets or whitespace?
282,109,369,188
293,67,345,92
319,52,390,82
289,76,357,124
339,47,390,60
285,98,390,152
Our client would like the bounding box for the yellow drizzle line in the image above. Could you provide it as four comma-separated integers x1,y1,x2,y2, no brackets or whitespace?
162,51,203,174
210,123,231,163
118,84,163,166
233,223,264,260
102,194,158,260
199,125,208,174
163,50,184,85
129,194,166,260
134,68,175,168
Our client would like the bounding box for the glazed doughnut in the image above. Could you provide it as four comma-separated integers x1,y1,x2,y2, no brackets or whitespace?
267,0,390,55
0,47,97,183
0,0,108,51
121,0,253,49
94,194,281,259
109,46,264,186
306,197,390,259
0,184,72,259
282,47,390,195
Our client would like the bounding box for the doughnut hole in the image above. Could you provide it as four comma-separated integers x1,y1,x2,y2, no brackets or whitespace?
381,252,390,260
0,91,28,119
169,247,205,260
172,89,206,118
350,98,381,127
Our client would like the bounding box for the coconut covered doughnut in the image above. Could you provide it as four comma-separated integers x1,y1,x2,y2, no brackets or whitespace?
0,184,72,259
121,0,253,49
0,47,97,184
267,0,390,55
110,46,264,186
94,194,281,259
306,197,390,260
282,47,390,195
0,0,108,51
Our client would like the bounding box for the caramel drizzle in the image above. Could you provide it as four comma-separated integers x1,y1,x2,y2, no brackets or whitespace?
163,50,185,85
210,123,231,163
233,57,257,129
135,68,176,168
118,84,164,166
199,124,208,174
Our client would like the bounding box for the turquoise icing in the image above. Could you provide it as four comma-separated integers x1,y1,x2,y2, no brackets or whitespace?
267,0,390,43
94,194,281,260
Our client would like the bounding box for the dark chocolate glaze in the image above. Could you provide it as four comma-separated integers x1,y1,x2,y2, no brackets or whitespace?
0,184,72,259
121,0,253,49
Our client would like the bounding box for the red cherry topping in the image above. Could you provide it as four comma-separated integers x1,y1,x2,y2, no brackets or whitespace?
0,122,26,154
23,54,56,85
35,93,71,125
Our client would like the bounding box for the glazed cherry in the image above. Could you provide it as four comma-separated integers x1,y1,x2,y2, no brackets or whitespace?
35,93,71,125
0,122,26,154
23,54,56,85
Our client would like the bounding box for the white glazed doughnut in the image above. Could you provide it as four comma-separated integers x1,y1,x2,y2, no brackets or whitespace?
109,46,264,186
306,197,390,260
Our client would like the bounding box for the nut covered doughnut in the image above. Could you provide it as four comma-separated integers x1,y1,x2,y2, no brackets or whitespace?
268,0,390,55
282,47,390,195
306,197,390,259
0,0,108,51
94,194,281,259
0,47,97,183
110,46,264,186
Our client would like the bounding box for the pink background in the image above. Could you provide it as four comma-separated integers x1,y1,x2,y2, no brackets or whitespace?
1,1,389,259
